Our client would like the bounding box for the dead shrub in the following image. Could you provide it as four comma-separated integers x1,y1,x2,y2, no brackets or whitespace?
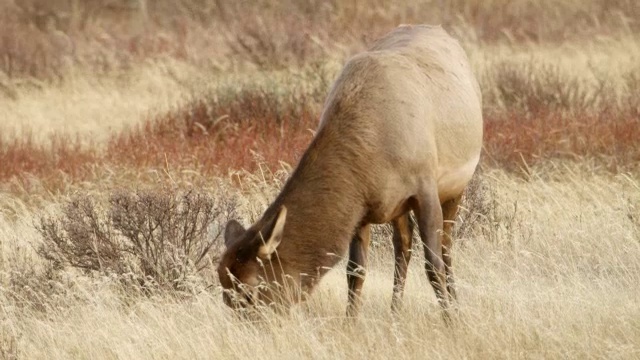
36,188,236,292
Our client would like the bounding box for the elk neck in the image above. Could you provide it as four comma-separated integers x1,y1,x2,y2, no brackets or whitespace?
260,124,370,289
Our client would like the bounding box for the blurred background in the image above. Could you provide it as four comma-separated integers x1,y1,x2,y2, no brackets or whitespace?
2,0,638,176
1,0,639,81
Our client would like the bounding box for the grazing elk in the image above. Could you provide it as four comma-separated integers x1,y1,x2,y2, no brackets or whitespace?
218,25,483,318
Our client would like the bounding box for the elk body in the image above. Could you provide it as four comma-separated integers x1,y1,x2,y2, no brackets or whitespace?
218,25,483,317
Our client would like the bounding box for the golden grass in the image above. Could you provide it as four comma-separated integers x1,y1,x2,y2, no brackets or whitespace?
2,38,638,204
1,166,639,359
2,1,640,358
0,62,200,144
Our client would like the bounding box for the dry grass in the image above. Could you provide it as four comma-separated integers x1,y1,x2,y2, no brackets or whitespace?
2,46,639,194
1,166,639,359
1,0,639,82
1,0,640,358
0,62,197,143
105,80,322,174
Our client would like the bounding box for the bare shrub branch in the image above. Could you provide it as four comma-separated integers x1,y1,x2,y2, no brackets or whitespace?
36,188,236,292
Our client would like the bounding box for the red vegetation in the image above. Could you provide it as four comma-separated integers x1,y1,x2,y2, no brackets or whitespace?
1,88,638,193
0,133,98,187
484,110,640,171
106,90,318,173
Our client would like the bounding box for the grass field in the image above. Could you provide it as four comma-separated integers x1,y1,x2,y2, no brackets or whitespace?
1,1,640,359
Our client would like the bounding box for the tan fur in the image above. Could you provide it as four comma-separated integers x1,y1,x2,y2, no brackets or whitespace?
218,25,483,316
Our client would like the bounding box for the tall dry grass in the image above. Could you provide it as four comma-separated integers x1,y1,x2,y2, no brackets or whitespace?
1,0,639,83
1,166,639,359
1,0,640,358
2,39,639,196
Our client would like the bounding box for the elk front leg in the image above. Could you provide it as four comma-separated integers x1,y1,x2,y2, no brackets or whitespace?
346,224,370,317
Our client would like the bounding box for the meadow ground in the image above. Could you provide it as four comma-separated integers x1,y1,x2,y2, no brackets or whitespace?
1,1,640,359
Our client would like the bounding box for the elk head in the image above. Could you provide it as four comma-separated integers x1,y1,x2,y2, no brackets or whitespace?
217,206,288,309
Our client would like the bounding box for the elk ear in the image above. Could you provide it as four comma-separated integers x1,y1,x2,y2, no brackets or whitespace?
224,219,246,248
257,206,287,259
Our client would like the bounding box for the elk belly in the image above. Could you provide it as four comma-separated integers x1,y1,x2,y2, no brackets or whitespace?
437,155,479,202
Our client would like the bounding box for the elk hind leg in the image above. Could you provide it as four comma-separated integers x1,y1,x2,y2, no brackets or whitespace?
442,194,462,302
391,213,414,313
414,185,451,316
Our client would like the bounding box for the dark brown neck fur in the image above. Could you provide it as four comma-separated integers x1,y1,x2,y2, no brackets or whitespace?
260,124,369,291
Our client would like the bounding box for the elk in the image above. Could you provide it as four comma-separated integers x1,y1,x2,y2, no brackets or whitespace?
218,25,483,317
